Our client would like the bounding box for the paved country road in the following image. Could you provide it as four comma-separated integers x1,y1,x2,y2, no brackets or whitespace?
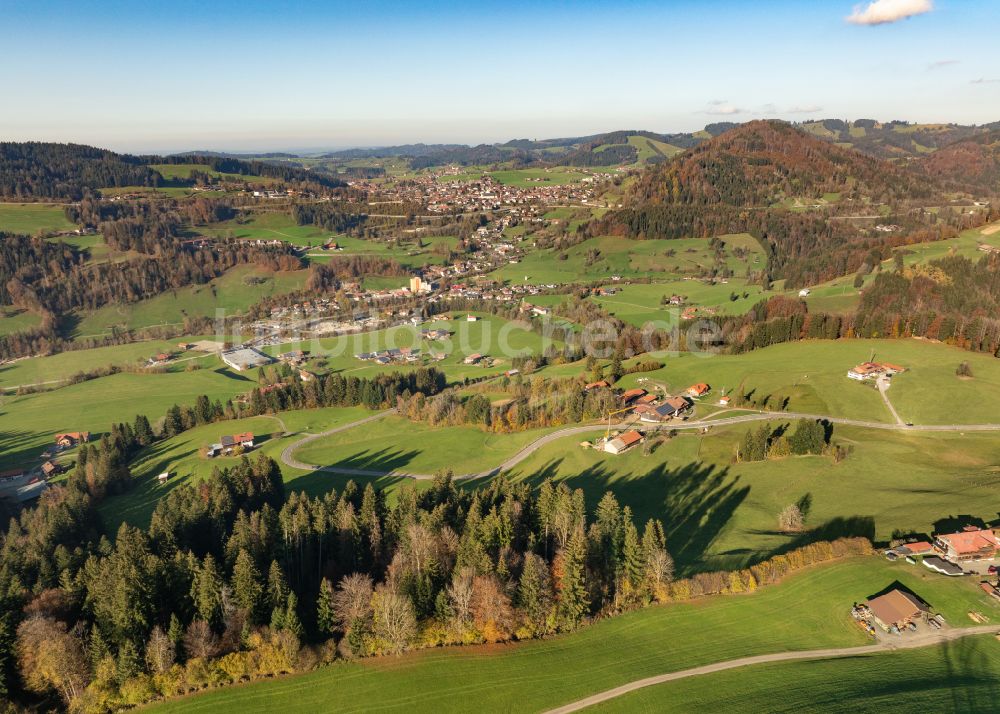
542,625,1000,714
280,407,1000,481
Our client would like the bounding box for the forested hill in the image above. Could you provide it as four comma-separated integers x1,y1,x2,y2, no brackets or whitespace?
628,120,937,207
594,121,965,288
0,142,159,200
0,142,343,200
916,129,1000,193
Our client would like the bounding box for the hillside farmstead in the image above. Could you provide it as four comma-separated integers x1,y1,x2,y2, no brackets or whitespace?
207,432,255,457
604,430,644,455
847,362,906,381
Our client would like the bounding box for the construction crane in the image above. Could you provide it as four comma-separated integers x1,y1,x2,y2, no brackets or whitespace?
603,407,634,440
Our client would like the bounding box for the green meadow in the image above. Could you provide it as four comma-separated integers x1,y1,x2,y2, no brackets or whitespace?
505,423,1000,574
268,312,561,381
151,557,999,713
198,211,331,245
291,415,555,477
99,406,374,530
627,134,685,162
616,338,1000,425
149,163,280,185
492,234,762,286
0,338,209,389
591,278,769,327
72,265,309,337
0,203,76,234
0,308,42,337
596,635,1000,714
0,368,254,471
788,220,1000,315
489,167,591,187
307,234,459,269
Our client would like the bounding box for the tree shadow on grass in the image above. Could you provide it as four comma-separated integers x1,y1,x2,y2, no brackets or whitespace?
934,514,988,534
509,458,749,576
311,447,423,476
864,579,929,605
213,367,253,382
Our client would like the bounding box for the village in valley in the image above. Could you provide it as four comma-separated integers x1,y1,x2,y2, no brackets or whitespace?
4,0,1000,706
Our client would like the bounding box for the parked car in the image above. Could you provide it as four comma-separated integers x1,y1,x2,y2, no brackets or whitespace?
988,565,999,574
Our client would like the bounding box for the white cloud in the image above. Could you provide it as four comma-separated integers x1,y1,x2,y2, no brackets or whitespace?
702,103,745,115
846,0,933,25
787,104,823,114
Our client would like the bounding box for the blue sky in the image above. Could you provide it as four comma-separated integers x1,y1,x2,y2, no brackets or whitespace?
1,0,998,152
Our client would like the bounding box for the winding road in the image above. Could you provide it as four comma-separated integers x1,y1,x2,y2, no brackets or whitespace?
542,625,1000,713
278,407,1000,481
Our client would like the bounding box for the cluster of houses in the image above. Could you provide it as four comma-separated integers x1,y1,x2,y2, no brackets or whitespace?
858,525,1000,635
0,432,90,505
587,382,712,455
847,361,906,381
347,169,606,214
355,347,423,365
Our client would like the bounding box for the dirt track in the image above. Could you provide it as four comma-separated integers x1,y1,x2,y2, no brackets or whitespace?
542,625,1000,713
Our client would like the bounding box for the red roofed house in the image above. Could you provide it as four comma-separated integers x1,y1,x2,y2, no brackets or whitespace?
896,541,933,556
686,383,710,398
620,388,647,405
847,362,883,381
55,432,90,448
584,380,610,391
933,526,1000,563
604,430,644,455
41,461,63,477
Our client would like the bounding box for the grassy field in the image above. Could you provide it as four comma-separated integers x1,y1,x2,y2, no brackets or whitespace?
489,168,591,187
492,234,764,286
72,266,309,337
0,368,254,471
292,415,554,477
149,164,279,185
199,211,331,246
307,234,459,269
596,635,1000,713
99,406,376,529
787,220,1000,315
504,423,1000,574
152,556,999,713
627,134,685,162
0,203,76,235
615,338,1000,425
591,278,769,327
0,308,42,337
268,312,561,382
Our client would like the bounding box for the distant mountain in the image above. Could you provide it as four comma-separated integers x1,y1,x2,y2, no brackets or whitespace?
170,150,299,159
0,142,343,199
797,119,991,159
